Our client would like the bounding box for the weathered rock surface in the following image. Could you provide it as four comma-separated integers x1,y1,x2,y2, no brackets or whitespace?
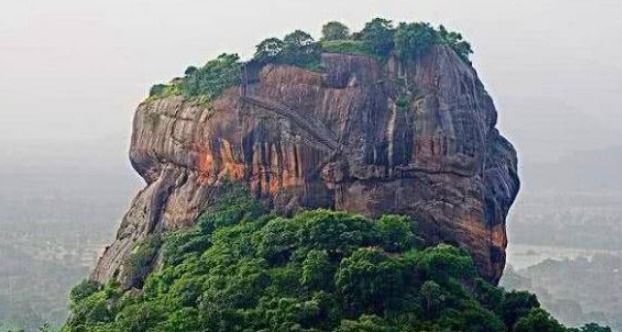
91,45,519,286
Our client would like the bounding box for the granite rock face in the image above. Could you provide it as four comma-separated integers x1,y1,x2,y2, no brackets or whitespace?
91,45,519,286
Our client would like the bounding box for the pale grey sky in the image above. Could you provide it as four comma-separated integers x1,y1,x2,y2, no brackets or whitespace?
1,0,621,167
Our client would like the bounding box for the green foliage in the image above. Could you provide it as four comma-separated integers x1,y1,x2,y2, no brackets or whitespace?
198,180,264,233
183,66,198,76
438,25,473,63
254,37,286,60
392,22,473,63
148,53,241,102
180,53,241,99
393,22,439,60
253,18,473,71
320,40,371,56
148,84,168,98
148,83,181,100
414,244,477,283
336,315,396,332
335,248,405,315
513,308,566,332
439,302,505,332
301,250,332,290
147,18,474,104
570,323,613,332
395,95,410,112
284,30,315,48
126,235,162,288
420,280,445,317
69,280,100,303
357,18,396,57
254,30,321,70
66,184,583,331
501,290,541,328
321,21,350,41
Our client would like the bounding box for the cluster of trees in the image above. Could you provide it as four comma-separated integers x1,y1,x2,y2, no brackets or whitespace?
148,18,473,102
148,53,241,101
254,18,473,65
253,30,321,70
62,183,610,332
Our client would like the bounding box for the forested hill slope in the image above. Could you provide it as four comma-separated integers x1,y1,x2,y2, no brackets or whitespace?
65,183,608,332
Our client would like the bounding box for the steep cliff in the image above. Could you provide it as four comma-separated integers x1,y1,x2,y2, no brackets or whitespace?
92,45,519,287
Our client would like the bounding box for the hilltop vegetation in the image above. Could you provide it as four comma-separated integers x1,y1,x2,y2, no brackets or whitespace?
62,183,608,332
147,18,472,101
502,254,622,331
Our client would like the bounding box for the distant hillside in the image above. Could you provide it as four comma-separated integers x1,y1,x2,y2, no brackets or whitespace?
523,146,622,192
498,96,618,165
502,253,622,331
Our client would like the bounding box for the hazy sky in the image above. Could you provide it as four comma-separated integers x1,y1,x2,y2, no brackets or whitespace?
1,0,621,169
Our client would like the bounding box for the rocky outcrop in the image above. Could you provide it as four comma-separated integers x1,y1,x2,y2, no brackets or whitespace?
91,45,519,286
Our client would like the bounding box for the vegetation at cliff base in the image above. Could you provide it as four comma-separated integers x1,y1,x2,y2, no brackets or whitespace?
62,184,609,332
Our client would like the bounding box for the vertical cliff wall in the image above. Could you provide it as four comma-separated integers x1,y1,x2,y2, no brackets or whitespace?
92,45,519,286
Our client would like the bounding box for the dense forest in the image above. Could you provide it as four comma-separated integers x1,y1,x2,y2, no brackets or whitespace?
58,183,610,332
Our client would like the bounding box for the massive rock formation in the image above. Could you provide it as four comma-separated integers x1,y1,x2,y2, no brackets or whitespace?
92,45,519,286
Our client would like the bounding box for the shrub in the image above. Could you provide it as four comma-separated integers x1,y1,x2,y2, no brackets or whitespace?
321,21,351,41
414,244,477,283
513,308,566,332
358,18,396,57
148,84,168,98
375,215,417,252
438,25,473,62
254,30,321,70
320,40,371,56
147,53,240,102
393,22,439,60
501,290,541,328
180,53,241,99
69,280,101,303
126,235,162,288
301,250,333,290
254,37,286,61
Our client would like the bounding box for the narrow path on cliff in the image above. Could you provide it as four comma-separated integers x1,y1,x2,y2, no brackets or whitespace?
240,95,343,152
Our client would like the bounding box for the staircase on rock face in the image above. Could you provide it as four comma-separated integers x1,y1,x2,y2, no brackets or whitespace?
240,63,343,153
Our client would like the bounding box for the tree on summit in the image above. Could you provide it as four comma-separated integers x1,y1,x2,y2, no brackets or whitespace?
357,18,395,57
254,37,285,62
321,21,351,41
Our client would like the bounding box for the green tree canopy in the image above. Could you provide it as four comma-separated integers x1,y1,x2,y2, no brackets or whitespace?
358,18,395,57
283,30,315,49
393,22,439,60
438,24,473,62
64,183,597,332
513,308,566,332
148,18,477,102
321,21,351,41
254,37,285,61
